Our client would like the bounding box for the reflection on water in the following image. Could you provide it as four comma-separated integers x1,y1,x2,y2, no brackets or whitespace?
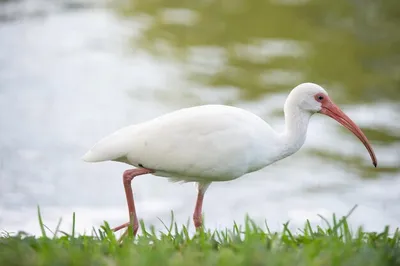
0,0,399,236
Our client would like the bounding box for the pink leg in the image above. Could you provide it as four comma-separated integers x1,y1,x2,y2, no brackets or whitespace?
193,191,204,229
112,167,153,235
193,182,210,230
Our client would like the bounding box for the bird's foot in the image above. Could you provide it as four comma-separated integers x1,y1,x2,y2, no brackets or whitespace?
112,221,138,244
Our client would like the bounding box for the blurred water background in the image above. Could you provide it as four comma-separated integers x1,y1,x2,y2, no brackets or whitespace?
0,0,399,236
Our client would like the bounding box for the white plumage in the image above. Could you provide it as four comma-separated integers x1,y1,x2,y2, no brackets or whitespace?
83,105,281,182
82,82,377,235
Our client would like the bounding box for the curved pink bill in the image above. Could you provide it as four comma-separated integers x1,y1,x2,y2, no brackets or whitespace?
320,99,377,167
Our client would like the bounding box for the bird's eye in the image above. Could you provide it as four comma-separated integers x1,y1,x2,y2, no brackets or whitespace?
318,96,324,101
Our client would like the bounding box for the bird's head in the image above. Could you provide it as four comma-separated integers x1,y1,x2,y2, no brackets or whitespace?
285,82,377,167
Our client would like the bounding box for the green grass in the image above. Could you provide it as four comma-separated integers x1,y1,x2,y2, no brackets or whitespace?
1,206,400,266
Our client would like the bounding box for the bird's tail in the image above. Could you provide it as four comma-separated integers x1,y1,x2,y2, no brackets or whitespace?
82,125,137,163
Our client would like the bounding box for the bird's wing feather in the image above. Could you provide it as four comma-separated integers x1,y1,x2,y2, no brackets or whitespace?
83,105,277,181
127,105,275,180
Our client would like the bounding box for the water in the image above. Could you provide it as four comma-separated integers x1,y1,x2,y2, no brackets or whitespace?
0,0,399,236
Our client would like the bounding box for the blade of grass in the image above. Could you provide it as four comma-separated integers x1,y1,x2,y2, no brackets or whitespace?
71,212,76,239
37,206,47,238
52,218,63,239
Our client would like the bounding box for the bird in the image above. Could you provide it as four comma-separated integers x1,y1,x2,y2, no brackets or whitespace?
82,82,377,236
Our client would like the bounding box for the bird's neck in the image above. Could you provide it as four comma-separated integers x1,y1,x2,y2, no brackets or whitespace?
278,106,312,159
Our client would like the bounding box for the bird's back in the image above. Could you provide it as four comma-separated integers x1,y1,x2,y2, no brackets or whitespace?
83,105,278,182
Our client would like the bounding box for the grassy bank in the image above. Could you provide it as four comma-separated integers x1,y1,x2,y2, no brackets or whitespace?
1,207,399,266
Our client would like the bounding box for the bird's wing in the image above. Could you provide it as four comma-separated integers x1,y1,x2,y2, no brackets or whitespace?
82,105,276,180
129,105,274,179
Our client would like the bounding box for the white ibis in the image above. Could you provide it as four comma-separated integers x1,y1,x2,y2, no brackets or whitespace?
82,82,377,235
